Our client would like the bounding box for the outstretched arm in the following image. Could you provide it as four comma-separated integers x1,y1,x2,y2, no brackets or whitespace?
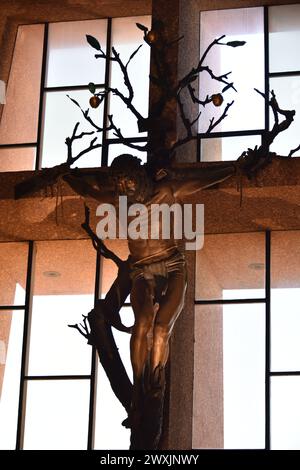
170,162,237,199
63,170,115,203
15,164,115,203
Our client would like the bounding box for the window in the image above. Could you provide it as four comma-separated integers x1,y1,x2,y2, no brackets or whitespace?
0,25,44,171
0,16,151,172
0,242,28,449
193,230,300,449
0,14,150,450
198,4,300,162
0,238,134,449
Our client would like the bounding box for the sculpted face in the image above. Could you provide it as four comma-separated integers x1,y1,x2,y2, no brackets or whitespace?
111,154,154,203
116,175,141,202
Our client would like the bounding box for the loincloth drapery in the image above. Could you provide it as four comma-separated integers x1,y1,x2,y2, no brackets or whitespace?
129,249,186,285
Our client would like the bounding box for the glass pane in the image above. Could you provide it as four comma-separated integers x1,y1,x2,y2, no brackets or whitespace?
271,289,300,372
195,232,265,300
46,19,107,87
95,306,133,450
41,90,103,168
269,77,300,157
108,16,151,138
271,230,300,372
23,380,90,449
107,143,147,166
199,8,264,133
0,147,36,172
271,377,300,450
223,303,265,448
0,242,28,305
193,304,265,449
0,310,24,449
193,304,224,449
269,4,300,73
200,135,261,162
28,240,96,375
0,24,44,145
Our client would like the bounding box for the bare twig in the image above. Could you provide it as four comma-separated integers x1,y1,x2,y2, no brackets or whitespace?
94,43,146,123
177,34,238,97
191,110,202,127
199,34,226,66
200,66,236,92
167,34,244,158
68,315,90,339
65,122,96,165
67,94,107,132
255,88,295,151
233,90,296,178
176,94,193,137
187,85,212,107
81,204,124,268
170,133,198,152
111,46,134,102
206,100,234,133
125,43,143,68
107,115,148,151
72,137,102,164
288,144,300,158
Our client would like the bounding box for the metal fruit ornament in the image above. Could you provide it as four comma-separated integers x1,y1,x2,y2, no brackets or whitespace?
146,30,159,44
211,93,224,107
89,95,101,108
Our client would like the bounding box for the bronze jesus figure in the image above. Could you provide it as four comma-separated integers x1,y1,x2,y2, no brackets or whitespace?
61,153,238,448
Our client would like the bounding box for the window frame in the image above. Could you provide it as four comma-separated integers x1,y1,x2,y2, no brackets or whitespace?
0,16,150,172
197,4,300,162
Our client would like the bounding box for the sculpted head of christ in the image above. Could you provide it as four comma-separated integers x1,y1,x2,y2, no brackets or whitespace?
110,154,153,204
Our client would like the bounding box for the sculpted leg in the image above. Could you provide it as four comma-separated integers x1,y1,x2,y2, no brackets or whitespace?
129,268,186,449
151,271,187,372
130,278,155,380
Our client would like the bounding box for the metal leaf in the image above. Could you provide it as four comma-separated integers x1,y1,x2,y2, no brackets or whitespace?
136,22,148,33
222,83,233,93
88,82,96,94
226,40,246,47
126,44,143,68
86,34,101,50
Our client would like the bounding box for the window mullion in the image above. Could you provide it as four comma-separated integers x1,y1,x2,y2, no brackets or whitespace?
265,229,271,450
101,17,112,167
263,6,270,150
35,23,49,170
16,240,35,450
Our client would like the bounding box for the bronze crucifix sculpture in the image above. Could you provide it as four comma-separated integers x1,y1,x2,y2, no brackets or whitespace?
14,20,296,449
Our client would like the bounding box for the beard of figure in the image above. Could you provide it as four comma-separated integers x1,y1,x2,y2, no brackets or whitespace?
116,172,154,205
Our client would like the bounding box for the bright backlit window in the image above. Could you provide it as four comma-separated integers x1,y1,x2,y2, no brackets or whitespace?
194,230,300,450
199,4,300,161
0,15,150,451
0,238,135,450
0,16,150,172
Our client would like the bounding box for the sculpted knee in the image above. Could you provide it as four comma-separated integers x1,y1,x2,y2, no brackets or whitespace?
133,318,153,337
153,322,172,342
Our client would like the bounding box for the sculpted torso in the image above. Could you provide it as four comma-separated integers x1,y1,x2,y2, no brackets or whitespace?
124,181,179,264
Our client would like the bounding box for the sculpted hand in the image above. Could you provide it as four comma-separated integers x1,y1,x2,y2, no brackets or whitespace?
236,146,274,179
15,162,72,199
